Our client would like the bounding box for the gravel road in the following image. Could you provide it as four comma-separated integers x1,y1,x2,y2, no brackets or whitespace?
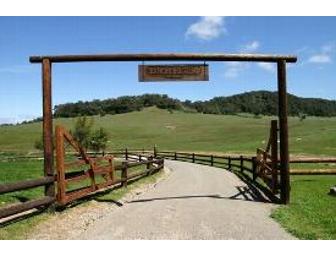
79,160,294,240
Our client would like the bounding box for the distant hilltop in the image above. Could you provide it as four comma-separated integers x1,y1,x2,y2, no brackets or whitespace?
51,91,336,119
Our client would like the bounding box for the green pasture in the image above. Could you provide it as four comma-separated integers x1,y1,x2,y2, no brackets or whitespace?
1,107,336,156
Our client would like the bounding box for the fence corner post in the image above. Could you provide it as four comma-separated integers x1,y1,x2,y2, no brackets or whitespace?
192,153,195,163
211,155,214,166
174,152,177,160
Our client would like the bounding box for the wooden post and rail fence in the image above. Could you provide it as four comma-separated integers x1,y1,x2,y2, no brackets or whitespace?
1,143,336,221
0,128,164,221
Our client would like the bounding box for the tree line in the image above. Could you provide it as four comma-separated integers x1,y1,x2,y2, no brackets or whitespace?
51,91,336,118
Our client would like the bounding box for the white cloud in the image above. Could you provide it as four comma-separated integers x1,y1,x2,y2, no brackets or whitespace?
308,54,332,63
224,67,240,78
257,62,275,72
224,62,247,79
241,41,260,53
308,42,335,64
185,16,226,41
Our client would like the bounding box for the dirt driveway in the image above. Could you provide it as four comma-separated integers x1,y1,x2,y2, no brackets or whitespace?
79,160,294,240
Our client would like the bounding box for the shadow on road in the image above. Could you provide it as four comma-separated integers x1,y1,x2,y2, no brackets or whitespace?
127,185,271,204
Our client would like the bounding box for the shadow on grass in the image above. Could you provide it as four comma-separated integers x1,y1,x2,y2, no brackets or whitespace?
56,170,160,211
0,207,49,228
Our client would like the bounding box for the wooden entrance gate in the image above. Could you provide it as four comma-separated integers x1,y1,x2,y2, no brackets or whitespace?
55,125,165,206
30,53,297,204
55,125,116,205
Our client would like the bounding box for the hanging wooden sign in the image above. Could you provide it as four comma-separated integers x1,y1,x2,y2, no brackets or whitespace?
138,64,209,82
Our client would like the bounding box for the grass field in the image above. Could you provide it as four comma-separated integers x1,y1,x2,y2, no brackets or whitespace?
1,107,336,156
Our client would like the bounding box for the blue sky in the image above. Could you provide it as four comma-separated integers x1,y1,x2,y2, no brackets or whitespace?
0,16,336,123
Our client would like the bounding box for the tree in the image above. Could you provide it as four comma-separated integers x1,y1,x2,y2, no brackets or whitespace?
298,113,307,122
34,137,44,151
71,116,94,150
89,127,108,153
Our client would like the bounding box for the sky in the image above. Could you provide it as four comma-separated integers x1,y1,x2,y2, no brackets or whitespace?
0,16,336,123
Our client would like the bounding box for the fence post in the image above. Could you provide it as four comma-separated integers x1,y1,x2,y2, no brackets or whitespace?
147,156,152,176
252,156,257,181
55,126,66,204
154,145,157,158
240,156,244,172
121,161,128,188
271,120,278,193
125,148,128,160
228,156,231,170
109,157,115,182
211,155,214,166
192,153,195,163
174,152,177,160
139,154,142,162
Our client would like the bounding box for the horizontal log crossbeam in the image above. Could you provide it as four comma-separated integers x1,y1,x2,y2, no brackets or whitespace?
29,53,297,64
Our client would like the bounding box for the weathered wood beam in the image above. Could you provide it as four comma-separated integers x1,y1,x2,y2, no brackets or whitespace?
0,196,55,219
30,53,297,63
42,58,55,198
277,60,290,204
0,177,55,195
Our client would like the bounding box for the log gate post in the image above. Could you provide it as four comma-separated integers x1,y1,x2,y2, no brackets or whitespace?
42,58,55,198
277,60,290,204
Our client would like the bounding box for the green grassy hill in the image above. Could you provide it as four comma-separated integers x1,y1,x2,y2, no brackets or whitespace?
1,107,336,156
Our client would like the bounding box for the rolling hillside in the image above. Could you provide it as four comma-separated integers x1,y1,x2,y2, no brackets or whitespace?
1,107,336,156
48,91,336,119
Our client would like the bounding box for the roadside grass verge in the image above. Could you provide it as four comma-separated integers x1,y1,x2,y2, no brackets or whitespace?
271,175,336,239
